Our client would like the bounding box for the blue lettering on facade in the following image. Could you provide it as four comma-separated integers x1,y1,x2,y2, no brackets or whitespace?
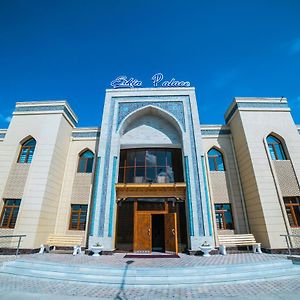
111,76,142,89
111,73,191,88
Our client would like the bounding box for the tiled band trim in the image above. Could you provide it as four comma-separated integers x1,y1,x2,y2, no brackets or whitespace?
225,102,289,123
15,105,77,126
89,157,101,236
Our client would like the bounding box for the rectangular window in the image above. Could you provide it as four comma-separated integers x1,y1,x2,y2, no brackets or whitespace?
0,199,21,228
69,204,88,230
284,197,300,227
118,149,183,184
214,203,234,230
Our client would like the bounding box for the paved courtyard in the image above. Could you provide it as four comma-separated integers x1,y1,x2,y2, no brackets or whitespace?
0,252,288,267
0,253,300,299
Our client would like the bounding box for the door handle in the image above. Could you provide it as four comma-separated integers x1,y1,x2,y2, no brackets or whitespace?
172,229,175,236
148,228,151,236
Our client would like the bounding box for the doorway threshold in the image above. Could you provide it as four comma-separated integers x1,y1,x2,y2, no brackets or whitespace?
124,252,179,258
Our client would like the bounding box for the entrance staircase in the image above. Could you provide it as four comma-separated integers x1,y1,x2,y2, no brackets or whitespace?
1,257,300,286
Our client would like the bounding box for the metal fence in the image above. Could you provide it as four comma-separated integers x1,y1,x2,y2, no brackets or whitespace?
280,234,300,255
0,235,26,256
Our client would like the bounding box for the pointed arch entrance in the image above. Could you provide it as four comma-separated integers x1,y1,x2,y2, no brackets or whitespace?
115,106,187,254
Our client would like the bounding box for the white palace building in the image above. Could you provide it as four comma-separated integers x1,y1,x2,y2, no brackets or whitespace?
0,85,300,254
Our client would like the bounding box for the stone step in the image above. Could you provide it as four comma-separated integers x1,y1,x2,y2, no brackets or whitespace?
7,259,293,277
1,258,300,286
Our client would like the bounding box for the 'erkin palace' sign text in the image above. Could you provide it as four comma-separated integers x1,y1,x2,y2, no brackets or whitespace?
110,73,191,89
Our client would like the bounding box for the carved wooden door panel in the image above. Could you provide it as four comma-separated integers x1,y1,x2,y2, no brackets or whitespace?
164,213,178,254
134,213,151,252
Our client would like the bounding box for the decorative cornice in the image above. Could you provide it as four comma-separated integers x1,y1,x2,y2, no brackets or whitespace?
201,129,231,136
14,101,78,127
225,101,289,124
72,131,100,138
15,105,78,126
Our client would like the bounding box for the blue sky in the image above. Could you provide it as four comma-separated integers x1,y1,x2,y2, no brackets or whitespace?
0,0,300,128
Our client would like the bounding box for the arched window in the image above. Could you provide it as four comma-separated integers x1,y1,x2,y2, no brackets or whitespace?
266,135,287,160
17,138,36,163
77,150,94,173
208,148,225,171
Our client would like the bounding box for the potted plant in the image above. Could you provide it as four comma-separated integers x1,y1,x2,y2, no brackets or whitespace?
199,241,213,257
91,242,103,256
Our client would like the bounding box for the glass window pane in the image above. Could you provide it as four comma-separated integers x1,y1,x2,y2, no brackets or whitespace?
268,145,276,160
135,167,145,183
274,144,286,160
126,151,135,167
215,204,221,210
156,150,166,166
82,151,94,158
224,211,234,229
285,207,296,227
80,214,86,222
9,208,19,228
118,149,184,184
208,157,216,171
156,167,167,183
118,167,124,183
166,166,174,183
146,167,156,183
208,149,220,156
125,167,134,183
216,156,224,171
86,158,94,173
78,158,86,172
135,150,144,167
81,205,88,212
72,204,80,211
214,204,234,230
215,213,224,229
19,148,28,163
294,206,300,227
0,207,11,227
119,151,126,168
166,151,173,166
14,199,21,206
24,139,36,147
27,147,34,163
145,151,157,167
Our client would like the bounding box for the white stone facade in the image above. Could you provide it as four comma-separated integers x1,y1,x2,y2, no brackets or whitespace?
0,89,299,252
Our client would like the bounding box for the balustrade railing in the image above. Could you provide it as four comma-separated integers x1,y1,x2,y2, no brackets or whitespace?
0,235,26,256
280,234,300,256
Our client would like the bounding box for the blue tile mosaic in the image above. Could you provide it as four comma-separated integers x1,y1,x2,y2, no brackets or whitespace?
201,129,231,135
201,156,213,236
117,98,185,131
72,131,100,138
184,156,194,236
186,96,205,236
89,157,101,236
225,102,289,123
108,156,118,237
98,98,116,237
15,105,77,126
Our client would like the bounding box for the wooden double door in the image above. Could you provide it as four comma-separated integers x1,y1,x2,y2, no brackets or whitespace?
134,212,178,254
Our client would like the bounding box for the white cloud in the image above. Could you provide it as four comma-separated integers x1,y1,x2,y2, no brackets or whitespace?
288,37,300,55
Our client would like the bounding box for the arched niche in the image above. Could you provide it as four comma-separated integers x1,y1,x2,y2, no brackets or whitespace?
119,106,182,148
